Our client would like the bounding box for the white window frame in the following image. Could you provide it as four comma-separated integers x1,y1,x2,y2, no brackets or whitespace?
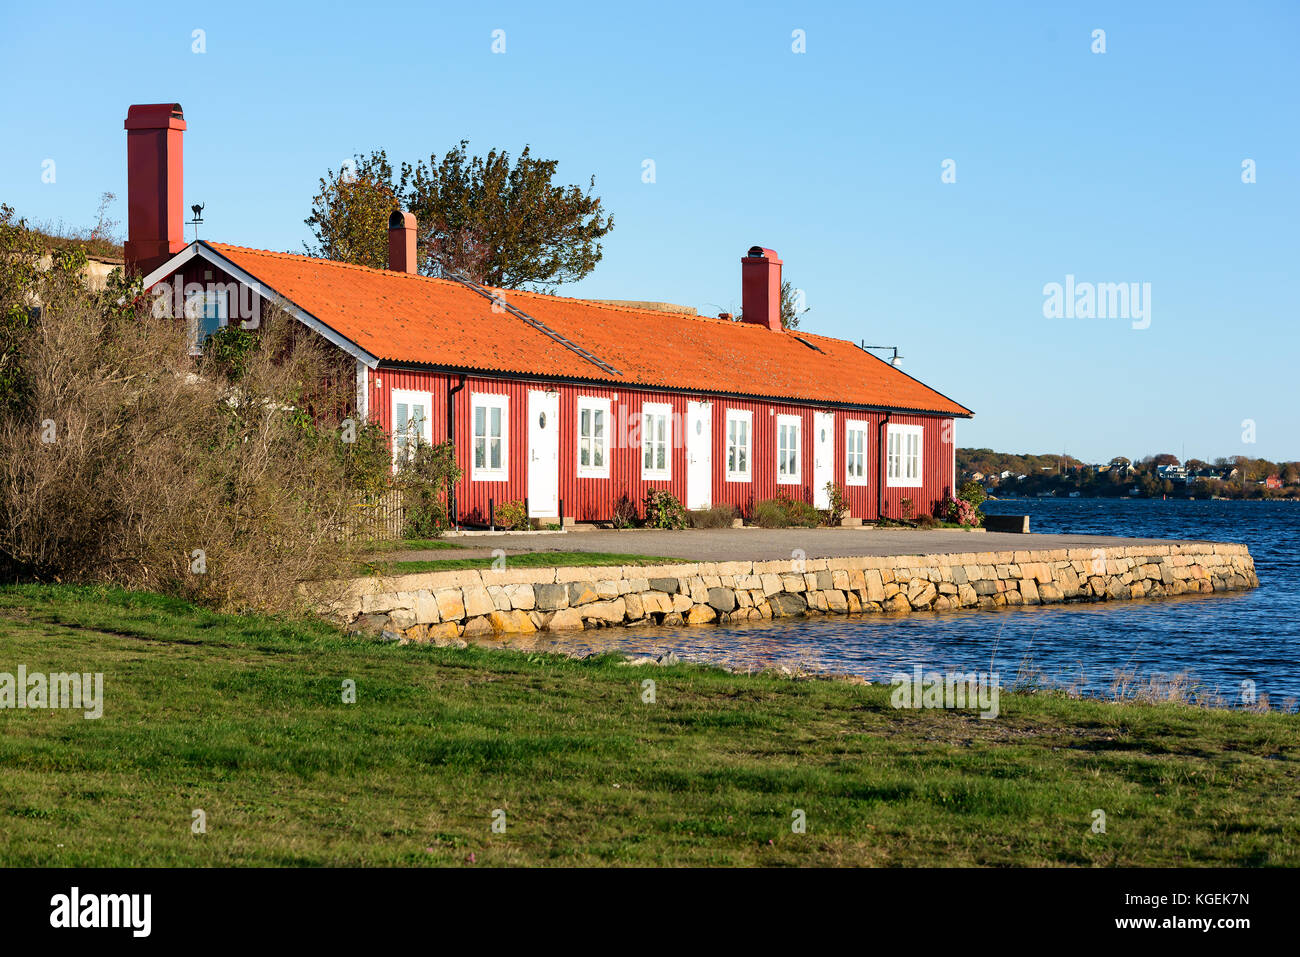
471,392,509,482
845,419,870,487
776,414,801,485
576,396,611,479
887,424,923,488
391,389,433,470
185,289,226,355
640,402,672,481
725,409,752,482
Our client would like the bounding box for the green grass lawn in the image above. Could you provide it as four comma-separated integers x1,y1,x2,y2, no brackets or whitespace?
363,551,687,575
0,584,1296,866
365,538,465,553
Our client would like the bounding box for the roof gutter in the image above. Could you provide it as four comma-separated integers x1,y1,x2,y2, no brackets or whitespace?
878,412,891,521
448,373,466,529
373,361,973,419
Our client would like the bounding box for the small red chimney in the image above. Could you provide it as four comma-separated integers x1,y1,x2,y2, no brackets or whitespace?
388,211,417,274
741,246,783,332
124,103,187,277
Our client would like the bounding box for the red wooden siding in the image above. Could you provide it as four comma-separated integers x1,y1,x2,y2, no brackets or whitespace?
369,367,956,525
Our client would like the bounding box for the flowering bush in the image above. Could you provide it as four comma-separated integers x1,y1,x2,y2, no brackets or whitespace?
495,499,528,530
643,488,688,529
936,494,982,527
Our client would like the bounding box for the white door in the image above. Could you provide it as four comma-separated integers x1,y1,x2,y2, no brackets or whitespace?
528,390,559,518
813,411,835,508
686,400,712,510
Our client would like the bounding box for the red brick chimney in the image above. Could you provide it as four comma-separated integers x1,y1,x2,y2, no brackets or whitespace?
388,211,417,274
124,103,187,277
741,246,783,332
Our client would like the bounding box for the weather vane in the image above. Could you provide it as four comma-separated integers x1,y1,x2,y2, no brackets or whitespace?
187,203,205,241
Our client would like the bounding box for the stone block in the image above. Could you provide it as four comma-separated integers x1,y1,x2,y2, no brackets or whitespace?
533,583,569,611
582,598,627,623
435,588,466,621
687,604,717,625
707,587,737,613
545,608,584,631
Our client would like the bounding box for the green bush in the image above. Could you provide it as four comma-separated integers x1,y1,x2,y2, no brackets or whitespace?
495,500,528,530
958,481,988,509
687,504,738,528
753,492,819,528
643,488,687,529
752,499,790,528
400,440,462,538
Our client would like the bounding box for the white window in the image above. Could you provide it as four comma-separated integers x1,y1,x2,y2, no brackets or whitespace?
777,414,801,484
725,409,752,482
576,396,610,478
185,290,226,354
845,420,869,486
887,424,923,487
472,393,508,481
641,402,672,480
392,389,432,469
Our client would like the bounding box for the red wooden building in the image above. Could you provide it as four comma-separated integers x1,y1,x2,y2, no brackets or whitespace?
125,103,973,525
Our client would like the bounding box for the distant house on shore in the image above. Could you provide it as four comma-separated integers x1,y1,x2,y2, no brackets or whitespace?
1265,475,1283,490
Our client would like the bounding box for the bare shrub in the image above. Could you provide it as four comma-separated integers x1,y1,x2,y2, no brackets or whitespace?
687,504,737,528
0,261,381,612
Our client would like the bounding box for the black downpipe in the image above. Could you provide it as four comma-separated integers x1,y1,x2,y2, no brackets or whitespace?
448,374,467,529
877,413,891,522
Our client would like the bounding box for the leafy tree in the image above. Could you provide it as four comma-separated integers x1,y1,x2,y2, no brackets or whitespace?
779,281,808,329
306,143,614,291
399,141,612,289
304,152,400,270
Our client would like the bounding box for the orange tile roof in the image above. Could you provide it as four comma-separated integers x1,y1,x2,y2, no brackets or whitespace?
206,242,972,417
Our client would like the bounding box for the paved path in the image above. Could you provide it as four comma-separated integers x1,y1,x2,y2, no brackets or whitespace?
384,527,1193,563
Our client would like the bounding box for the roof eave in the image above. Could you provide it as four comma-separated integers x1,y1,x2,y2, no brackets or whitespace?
373,359,973,418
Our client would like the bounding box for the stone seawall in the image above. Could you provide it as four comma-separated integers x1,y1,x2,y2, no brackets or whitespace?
314,542,1258,644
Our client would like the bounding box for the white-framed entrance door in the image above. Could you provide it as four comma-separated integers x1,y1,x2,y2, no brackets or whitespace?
686,400,712,510
813,411,835,508
527,390,559,518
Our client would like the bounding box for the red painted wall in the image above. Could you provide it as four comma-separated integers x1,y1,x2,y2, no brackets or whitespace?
370,366,957,525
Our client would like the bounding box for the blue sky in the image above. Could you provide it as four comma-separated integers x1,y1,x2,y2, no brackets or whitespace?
3,1,1297,463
